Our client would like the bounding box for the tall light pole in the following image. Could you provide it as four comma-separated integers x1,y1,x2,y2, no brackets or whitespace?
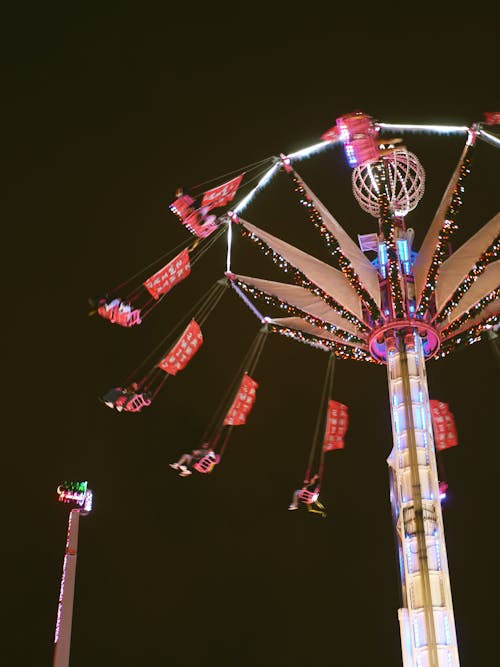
53,481,93,667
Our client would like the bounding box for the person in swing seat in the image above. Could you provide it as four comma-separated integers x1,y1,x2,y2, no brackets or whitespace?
169,447,204,476
122,386,152,411
288,473,327,518
169,446,213,477
100,386,128,410
101,382,140,412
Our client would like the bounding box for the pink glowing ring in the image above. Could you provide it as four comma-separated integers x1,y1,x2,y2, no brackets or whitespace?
369,320,440,363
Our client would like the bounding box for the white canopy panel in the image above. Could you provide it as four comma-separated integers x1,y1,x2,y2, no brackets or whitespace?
437,260,500,330
233,274,366,338
441,298,500,341
413,141,470,307
238,218,364,321
297,173,381,308
270,316,367,349
435,212,500,313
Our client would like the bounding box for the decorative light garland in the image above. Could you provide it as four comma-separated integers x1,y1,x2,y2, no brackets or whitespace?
439,287,499,337
233,278,367,346
436,313,500,358
268,323,374,362
239,225,370,334
436,237,500,323
285,169,381,323
417,153,474,317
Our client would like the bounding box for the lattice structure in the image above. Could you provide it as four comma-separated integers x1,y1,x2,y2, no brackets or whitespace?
352,149,425,218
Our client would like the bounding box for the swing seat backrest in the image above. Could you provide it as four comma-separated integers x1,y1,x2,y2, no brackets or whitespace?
193,454,220,474
124,394,152,413
126,309,142,327
297,488,319,505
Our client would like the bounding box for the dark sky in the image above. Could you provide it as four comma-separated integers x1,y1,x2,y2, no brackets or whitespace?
5,6,499,666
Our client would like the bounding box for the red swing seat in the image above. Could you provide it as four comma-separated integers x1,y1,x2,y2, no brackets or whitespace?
97,303,141,327
193,454,220,474
123,394,152,413
126,309,142,327
98,304,120,322
114,308,142,327
297,488,319,505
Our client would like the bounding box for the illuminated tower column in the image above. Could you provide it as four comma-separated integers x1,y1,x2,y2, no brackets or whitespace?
386,331,459,667
53,482,93,667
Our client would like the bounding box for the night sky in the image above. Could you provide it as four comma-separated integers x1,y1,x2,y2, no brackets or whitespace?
6,7,499,666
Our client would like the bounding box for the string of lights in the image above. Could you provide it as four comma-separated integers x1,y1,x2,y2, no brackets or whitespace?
239,225,370,333
286,170,381,322
267,322,373,362
417,153,474,316
435,237,500,323
440,287,499,338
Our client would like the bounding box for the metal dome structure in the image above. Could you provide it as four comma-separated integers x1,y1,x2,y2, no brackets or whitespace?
352,148,425,218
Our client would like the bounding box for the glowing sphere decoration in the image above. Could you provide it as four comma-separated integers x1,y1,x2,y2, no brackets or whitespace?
352,148,425,218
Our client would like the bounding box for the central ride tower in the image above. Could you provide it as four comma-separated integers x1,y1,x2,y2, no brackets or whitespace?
346,112,461,666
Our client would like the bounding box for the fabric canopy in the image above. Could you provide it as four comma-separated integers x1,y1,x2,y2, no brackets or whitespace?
270,316,369,350
239,218,364,322
413,140,471,306
435,212,500,313
437,260,500,330
232,273,366,338
440,297,500,340
296,171,381,308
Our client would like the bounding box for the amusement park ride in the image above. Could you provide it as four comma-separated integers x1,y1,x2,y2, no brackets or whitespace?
68,110,499,665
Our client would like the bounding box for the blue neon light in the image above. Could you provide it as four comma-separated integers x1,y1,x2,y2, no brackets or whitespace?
397,239,412,274
345,144,357,166
397,238,409,261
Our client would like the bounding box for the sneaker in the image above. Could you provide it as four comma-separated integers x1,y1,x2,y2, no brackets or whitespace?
179,470,192,477
288,505,298,511
104,401,114,408
169,463,179,470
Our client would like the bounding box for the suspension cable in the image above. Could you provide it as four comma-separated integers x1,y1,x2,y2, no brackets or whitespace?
123,279,229,386
201,325,269,449
189,156,275,192
137,224,228,320
305,352,336,483
109,236,192,294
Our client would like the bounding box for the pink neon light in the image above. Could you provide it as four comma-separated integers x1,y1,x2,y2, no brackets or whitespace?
58,490,86,504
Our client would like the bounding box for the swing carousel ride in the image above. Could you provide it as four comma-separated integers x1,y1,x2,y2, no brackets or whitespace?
93,110,500,666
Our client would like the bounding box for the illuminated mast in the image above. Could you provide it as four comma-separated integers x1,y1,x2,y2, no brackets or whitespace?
346,113,465,666
53,481,93,667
